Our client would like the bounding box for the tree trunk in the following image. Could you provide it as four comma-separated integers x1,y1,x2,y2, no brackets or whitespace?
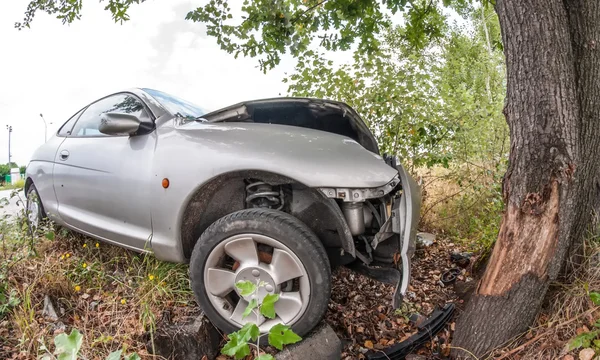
452,0,600,357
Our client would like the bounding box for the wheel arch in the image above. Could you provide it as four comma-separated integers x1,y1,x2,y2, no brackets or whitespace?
24,177,34,195
179,170,355,260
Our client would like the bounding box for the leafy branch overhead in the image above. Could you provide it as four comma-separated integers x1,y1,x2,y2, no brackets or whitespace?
19,0,471,71
15,0,147,29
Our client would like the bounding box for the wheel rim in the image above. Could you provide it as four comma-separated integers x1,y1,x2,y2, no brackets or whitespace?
27,193,40,230
203,233,311,332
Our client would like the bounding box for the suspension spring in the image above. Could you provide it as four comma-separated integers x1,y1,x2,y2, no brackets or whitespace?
245,181,284,210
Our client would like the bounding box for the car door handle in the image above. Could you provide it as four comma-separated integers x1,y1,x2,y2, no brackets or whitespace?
59,150,70,161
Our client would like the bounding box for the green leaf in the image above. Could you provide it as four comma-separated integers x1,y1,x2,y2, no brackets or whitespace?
260,293,279,319
124,353,141,360
243,299,258,319
568,331,598,350
45,231,55,240
256,354,275,360
221,329,252,359
238,322,260,342
236,280,257,297
590,291,600,306
105,349,122,360
54,329,83,360
268,323,302,350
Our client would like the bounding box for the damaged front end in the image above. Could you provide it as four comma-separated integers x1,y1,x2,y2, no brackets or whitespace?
319,156,421,308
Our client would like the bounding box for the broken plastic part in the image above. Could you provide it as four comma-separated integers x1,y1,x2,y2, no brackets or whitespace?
366,303,456,360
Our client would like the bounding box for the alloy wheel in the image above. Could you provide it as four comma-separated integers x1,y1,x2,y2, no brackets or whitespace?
203,233,310,332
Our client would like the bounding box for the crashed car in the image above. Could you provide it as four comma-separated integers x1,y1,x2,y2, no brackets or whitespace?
25,88,421,336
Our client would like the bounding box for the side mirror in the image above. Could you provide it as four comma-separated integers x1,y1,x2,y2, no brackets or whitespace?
98,113,141,136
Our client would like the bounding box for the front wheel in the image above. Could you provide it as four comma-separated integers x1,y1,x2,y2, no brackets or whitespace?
189,209,331,336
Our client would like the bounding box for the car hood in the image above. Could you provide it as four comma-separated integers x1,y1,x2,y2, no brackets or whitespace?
172,121,397,188
200,97,380,154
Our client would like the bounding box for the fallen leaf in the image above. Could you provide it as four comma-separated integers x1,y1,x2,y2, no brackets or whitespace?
579,348,595,360
563,355,575,360
364,340,374,349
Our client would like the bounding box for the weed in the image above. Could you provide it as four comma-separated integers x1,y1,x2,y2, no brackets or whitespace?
39,328,140,360
221,280,302,359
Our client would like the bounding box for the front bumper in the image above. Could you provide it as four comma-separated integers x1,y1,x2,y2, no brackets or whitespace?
347,163,421,308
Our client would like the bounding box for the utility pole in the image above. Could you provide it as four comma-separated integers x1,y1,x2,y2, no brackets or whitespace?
39,113,48,142
6,125,12,165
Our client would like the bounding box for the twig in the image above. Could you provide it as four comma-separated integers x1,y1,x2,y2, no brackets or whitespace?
293,0,328,22
495,306,599,360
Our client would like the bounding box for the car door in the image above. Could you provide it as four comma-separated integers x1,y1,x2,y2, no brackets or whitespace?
53,93,156,251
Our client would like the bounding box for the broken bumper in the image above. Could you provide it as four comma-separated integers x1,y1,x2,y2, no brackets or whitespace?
366,303,455,360
393,163,421,304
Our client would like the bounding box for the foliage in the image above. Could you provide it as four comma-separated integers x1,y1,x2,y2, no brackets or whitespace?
15,0,147,29
285,5,505,169
0,281,20,319
15,0,479,72
0,163,18,179
0,164,9,178
222,280,302,359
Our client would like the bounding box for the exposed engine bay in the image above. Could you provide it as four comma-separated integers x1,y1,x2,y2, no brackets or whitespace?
240,155,420,308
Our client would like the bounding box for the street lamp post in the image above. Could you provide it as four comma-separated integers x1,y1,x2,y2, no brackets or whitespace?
6,125,12,165
39,113,48,142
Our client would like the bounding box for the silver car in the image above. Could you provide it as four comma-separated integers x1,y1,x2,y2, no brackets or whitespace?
26,88,420,336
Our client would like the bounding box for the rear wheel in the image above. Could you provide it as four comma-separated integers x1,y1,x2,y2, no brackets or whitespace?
189,208,331,336
26,184,45,234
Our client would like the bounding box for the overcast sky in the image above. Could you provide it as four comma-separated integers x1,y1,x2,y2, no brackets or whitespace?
0,0,300,166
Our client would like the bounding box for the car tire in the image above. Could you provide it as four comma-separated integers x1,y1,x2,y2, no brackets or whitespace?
190,208,331,337
26,183,45,234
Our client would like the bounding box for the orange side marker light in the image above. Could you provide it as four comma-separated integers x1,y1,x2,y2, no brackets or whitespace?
162,178,170,188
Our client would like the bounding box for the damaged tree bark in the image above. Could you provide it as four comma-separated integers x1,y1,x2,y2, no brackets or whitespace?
452,0,600,357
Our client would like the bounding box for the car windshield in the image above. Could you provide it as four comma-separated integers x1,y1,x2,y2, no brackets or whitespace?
143,88,208,120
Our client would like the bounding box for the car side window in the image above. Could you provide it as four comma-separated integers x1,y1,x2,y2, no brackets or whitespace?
70,94,149,137
57,108,85,136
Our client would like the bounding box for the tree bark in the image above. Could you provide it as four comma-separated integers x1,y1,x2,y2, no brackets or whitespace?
452,0,600,357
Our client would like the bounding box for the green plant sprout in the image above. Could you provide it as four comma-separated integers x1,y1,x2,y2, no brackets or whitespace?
40,328,140,360
221,280,302,360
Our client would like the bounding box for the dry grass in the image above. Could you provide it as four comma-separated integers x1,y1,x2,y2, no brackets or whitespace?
417,164,503,255
487,238,600,360
0,224,196,360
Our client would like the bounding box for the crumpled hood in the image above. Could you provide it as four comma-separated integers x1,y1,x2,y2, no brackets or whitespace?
200,97,380,154
173,121,397,188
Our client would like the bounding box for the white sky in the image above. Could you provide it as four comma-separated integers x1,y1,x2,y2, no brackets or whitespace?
0,0,300,166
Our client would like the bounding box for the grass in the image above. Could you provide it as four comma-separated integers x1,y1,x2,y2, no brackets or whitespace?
418,164,504,257
0,179,25,191
0,218,195,359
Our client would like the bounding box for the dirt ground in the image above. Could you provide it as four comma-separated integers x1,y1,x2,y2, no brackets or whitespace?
327,236,471,359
